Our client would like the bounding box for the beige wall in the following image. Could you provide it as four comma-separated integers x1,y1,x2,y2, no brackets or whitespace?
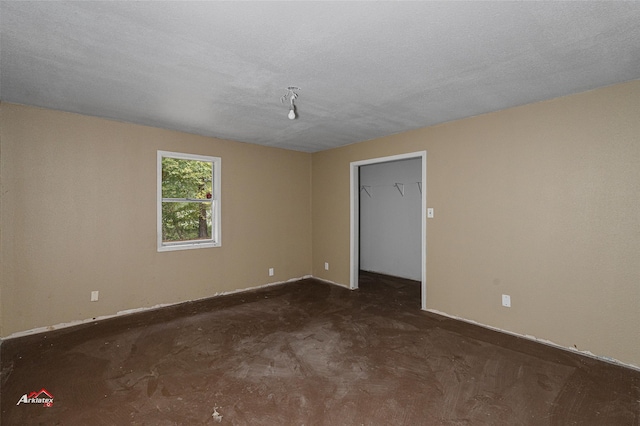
2,80,638,368
312,81,640,367
0,103,312,336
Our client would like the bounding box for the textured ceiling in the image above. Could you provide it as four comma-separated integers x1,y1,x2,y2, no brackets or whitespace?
2,2,639,152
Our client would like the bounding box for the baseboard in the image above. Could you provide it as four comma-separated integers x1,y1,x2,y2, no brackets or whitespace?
7,277,634,374
2,275,313,341
426,308,640,373
310,275,351,289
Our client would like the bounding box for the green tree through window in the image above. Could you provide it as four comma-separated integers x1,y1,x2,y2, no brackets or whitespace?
158,151,221,251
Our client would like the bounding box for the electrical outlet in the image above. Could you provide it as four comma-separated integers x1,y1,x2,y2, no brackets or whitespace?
91,291,99,302
269,268,274,277
502,294,511,307
324,262,329,270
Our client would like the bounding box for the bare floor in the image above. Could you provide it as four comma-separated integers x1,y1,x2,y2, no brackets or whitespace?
1,272,639,425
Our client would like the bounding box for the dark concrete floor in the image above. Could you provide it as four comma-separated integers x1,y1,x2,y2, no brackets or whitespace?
1,272,639,425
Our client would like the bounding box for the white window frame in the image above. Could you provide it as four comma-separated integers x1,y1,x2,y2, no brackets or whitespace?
157,150,221,252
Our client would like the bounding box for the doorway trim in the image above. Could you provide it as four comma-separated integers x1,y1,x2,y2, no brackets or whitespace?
350,151,427,310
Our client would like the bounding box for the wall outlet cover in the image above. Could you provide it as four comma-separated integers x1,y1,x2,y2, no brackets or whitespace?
502,294,511,307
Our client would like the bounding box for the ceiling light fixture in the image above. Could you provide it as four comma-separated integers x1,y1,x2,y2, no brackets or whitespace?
281,86,300,120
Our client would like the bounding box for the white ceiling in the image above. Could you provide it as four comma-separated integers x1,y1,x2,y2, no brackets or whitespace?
2,2,639,152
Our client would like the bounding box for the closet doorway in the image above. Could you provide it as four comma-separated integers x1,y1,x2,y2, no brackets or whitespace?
349,151,427,310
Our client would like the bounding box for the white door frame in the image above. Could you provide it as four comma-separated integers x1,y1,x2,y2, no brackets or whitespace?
350,151,427,310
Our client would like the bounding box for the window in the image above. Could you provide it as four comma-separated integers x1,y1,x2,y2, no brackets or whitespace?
157,151,221,251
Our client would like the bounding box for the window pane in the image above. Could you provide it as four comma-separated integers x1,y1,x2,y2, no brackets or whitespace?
158,150,220,251
162,158,213,199
162,201,212,242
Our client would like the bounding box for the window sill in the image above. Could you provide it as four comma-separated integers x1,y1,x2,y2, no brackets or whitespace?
158,241,221,252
